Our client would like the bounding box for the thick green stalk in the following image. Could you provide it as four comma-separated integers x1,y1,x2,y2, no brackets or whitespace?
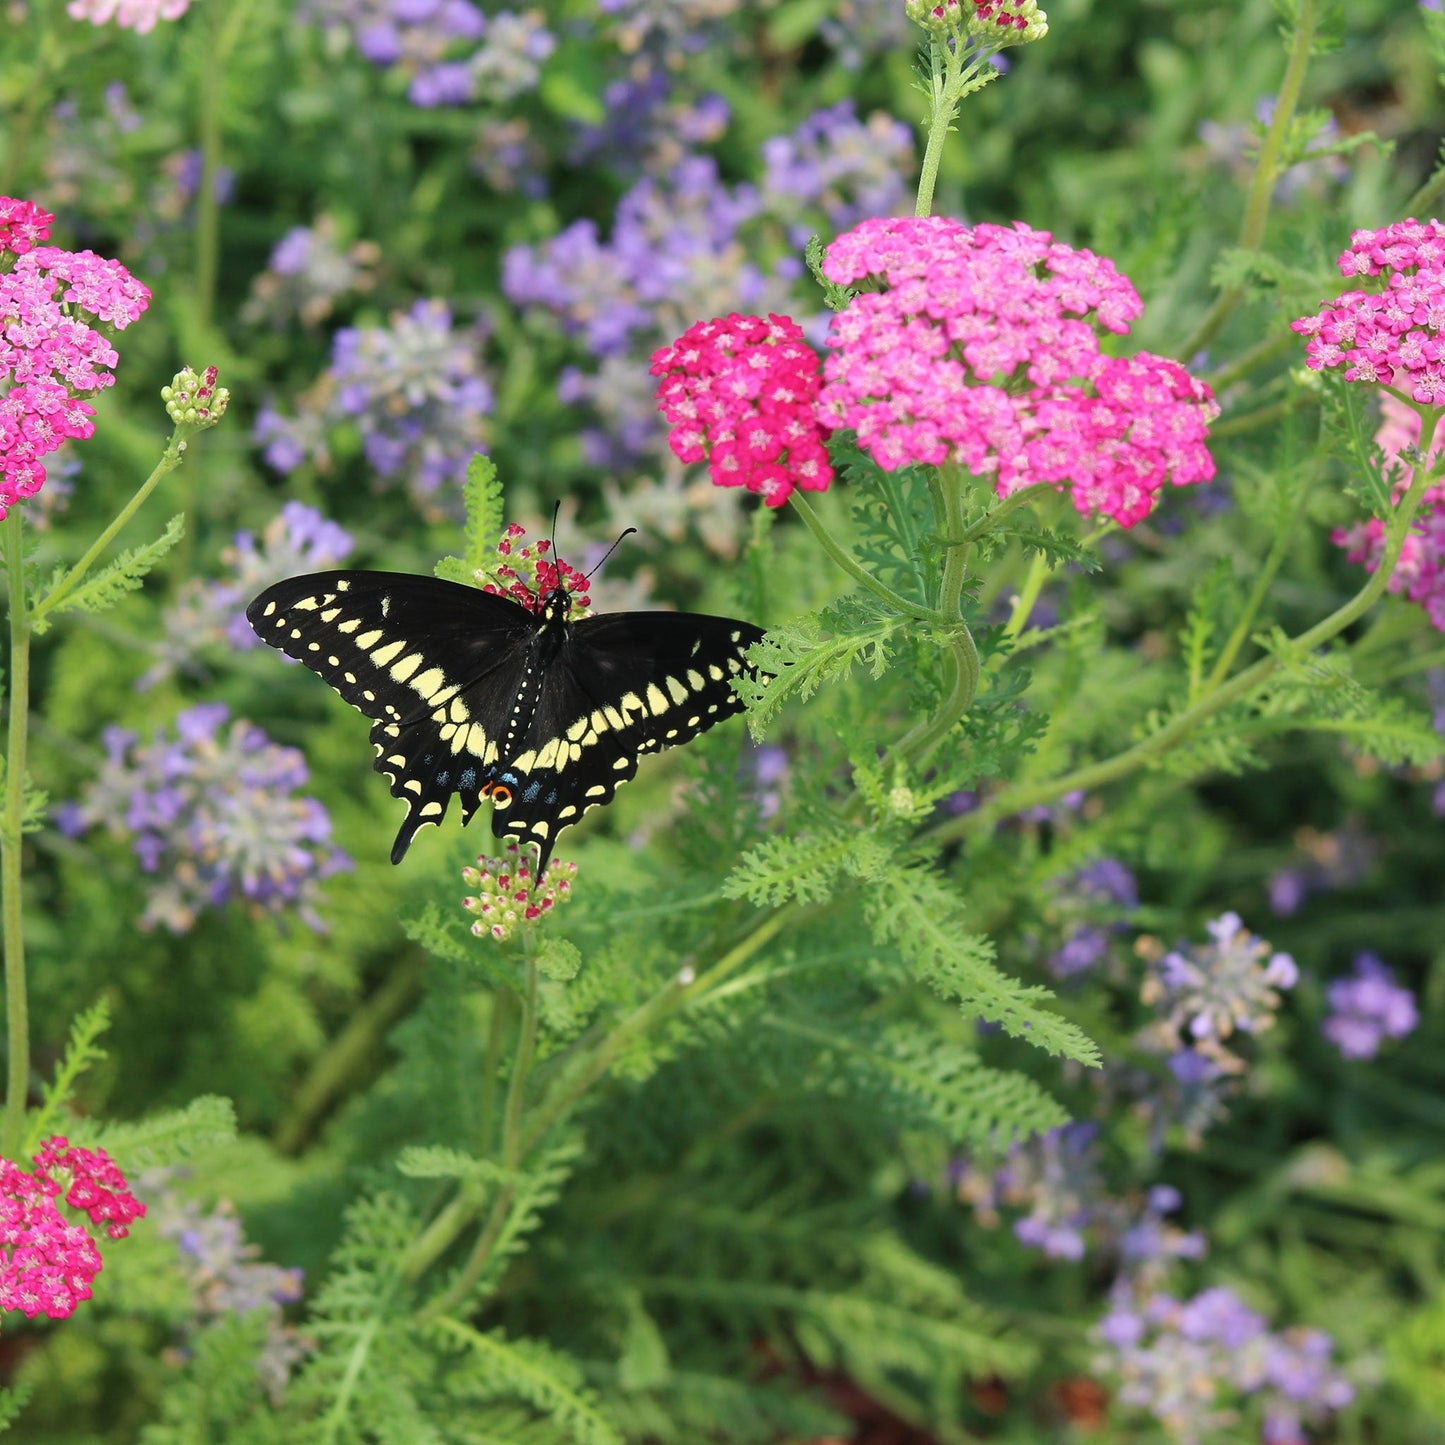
896,466,979,763
1,511,31,1160
1177,0,1318,360
914,35,990,219
787,489,941,622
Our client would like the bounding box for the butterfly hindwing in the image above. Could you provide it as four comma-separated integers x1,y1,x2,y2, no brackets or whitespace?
485,611,765,861
246,571,537,860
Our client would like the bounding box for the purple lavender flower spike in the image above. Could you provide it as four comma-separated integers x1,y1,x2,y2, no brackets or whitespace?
1323,953,1419,1060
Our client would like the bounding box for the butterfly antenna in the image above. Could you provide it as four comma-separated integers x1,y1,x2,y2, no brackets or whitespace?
548,500,561,561
583,527,637,584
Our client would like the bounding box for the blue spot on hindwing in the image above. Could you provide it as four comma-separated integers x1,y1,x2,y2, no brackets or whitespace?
522,781,543,803
459,767,477,790
435,771,449,789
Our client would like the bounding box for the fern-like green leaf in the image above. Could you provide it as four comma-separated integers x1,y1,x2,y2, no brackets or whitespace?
737,603,901,736
24,998,111,1151
33,514,185,634
722,829,881,908
435,454,505,585
866,866,1100,1065
395,1145,518,1184
804,234,855,312
429,1320,623,1445
74,1094,237,1168
0,1386,31,1437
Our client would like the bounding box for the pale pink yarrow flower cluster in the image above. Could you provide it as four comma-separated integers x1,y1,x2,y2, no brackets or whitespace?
66,0,192,33
1292,218,1445,404
0,1136,146,1322
651,313,833,508
1332,395,1445,631
462,840,577,942
0,197,151,517
817,216,1218,527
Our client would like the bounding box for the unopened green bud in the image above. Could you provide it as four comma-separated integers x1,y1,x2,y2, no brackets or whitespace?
162,366,230,429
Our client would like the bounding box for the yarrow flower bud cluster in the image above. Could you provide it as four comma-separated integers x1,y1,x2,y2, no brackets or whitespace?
57,703,351,932
0,1136,145,1322
1292,218,1445,402
1140,913,1297,1073
904,0,1048,45
0,197,151,516
479,522,592,617
162,365,229,429
1322,953,1419,1061
816,216,1218,527
651,313,833,507
462,840,577,942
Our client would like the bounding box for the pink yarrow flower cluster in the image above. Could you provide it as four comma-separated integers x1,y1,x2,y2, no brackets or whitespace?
817,216,1218,528
66,0,192,33
1332,396,1445,630
463,839,578,942
0,1136,145,1322
1292,218,1445,403
1,197,151,517
481,522,592,617
651,313,833,507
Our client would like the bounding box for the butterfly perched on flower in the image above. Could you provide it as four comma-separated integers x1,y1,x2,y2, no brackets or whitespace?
245,540,763,871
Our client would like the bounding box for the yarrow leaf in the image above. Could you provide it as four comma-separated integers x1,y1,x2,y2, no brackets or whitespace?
435,452,504,585
866,865,1100,1065
76,1095,238,1168
427,1320,623,1445
33,514,185,635
395,1146,520,1185
722,829,886,908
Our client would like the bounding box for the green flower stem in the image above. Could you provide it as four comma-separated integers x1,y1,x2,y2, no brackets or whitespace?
1204,331,1296,394
787,489,942,622
191,0,254,335
896,466,980,763
414,952,540,1323
31,426,192,629
1177,0,1318,360
934,414,1439,844
520,906,795,1158
273,952,424,1156
1203,463,1314,691
1404,161,1445,223
1,510,31,1161
955,483,1052,548
1209,395,1317,441
915,35,990,219
1002,548,1052,642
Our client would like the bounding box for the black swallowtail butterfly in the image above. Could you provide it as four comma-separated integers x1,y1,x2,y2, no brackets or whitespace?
245,570,764,871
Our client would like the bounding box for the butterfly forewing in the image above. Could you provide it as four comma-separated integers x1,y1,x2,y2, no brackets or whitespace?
487,610,764,860
246,571,537,860
246,569,764,871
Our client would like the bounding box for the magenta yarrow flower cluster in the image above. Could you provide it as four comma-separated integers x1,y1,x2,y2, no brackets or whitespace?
817,217,1218,527
1293,218,1445,403
462,840,577,942
651,313,834,507
0,197,151,516
480,522,593,617
1332,395,1445,631
0,1136,145,1322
